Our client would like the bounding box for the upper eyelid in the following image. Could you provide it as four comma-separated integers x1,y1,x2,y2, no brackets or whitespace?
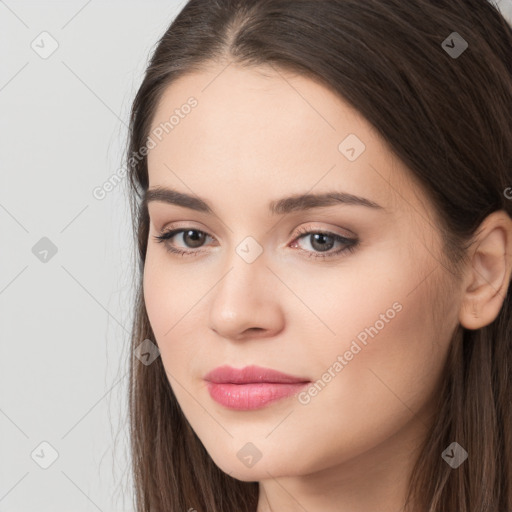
149,209,357,238
158,225,355,244
158,223,350,233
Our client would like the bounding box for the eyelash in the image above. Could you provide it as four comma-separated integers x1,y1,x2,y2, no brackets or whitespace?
153,225,359,260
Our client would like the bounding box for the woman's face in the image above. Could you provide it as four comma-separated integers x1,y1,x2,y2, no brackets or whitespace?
143,63,462,484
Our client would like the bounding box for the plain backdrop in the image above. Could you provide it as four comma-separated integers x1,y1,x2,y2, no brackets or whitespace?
1,1,511,511
0,1,183,511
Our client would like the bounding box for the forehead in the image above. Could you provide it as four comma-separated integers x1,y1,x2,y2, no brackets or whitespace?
146,63,423,218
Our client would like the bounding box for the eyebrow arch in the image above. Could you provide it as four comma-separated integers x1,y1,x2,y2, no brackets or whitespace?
143,186,384,215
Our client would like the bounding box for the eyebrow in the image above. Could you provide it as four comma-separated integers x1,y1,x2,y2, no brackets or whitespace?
143,186,384,215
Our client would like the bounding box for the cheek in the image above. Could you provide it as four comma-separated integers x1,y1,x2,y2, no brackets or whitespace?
281,240,428,361
321,234,442,344
296,251,452,445
143,251,182,347
142,250,205,365
142,253,168,333
301,242,446,375
143,247,191,327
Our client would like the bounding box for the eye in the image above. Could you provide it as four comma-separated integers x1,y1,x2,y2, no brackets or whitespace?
153,228,214,257
152,225,359,260
290,225,359,259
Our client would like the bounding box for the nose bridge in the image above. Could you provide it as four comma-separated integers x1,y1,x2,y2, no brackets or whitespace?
217,234,268,298
207,234,278,336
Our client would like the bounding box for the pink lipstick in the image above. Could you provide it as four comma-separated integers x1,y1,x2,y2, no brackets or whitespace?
204,365,311,410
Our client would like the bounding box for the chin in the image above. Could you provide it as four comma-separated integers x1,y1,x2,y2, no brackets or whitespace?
209,449,303,481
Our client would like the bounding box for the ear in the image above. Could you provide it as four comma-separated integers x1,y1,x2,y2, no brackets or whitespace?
459,210,512,330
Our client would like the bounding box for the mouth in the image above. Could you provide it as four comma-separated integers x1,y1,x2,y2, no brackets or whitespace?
204,365,311,410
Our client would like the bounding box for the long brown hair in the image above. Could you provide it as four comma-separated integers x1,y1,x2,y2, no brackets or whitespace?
125,1,512,510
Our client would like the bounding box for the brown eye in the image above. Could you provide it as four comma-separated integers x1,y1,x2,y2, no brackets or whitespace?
180,229,207,248
153,228,214,256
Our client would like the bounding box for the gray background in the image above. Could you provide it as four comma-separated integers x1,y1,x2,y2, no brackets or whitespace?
0,1,183,511
1,1,511,511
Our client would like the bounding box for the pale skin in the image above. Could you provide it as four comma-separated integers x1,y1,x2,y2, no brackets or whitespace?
142,61,512,512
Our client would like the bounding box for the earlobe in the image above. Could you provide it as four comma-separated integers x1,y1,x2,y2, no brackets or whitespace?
459,210,512,331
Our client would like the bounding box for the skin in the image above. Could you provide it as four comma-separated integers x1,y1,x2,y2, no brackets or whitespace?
143,61,512,512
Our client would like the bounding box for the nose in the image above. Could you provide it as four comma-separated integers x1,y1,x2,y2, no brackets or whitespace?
208,251,285,341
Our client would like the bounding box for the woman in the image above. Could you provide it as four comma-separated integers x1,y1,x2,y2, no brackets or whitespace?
125,0,512,510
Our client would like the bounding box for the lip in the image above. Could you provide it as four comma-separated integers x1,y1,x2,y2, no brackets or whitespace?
204,365,311,410
204,364,310,384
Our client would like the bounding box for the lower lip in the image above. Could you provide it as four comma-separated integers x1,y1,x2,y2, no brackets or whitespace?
206,381,310,410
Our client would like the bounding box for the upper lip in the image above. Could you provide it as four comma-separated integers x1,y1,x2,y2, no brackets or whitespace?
204,365,311,384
